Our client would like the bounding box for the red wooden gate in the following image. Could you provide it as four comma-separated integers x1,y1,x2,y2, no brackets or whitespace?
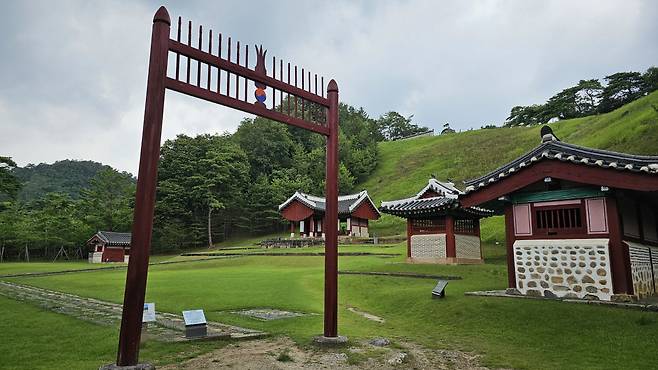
116,6,340,366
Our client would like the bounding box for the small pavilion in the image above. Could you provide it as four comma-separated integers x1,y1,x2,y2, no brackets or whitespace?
279,190,380,238
380,178,492,264
460,126,658,301
86,231,131,263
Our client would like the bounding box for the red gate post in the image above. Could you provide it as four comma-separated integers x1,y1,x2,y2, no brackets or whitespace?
322,80,340,339
115,7,170,367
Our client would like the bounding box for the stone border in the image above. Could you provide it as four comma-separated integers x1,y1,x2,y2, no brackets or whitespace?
0,281,267,342
181,252,400,257
0,255,241,279
465,290,658,312
339,271,462,280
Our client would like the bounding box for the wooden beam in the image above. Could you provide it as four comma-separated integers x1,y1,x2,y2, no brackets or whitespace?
166,78,330,136
504,205,517,288
168,40,330,107
606,197,634,295
445,216,456,258
406,219,412,258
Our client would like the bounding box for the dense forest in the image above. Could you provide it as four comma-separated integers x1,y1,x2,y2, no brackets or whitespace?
505,67,658,126
0,158,135,260
0,104,429,258
12,160,121,202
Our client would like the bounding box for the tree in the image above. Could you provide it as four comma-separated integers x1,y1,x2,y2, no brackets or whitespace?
233,118,295,178
202,138,250,246
642,66,658,94
574,79,603,115
505,104,546,126
155,134,249,248
599,72,645,113
376,112,430,141
0,156,21,202
78,168,135,233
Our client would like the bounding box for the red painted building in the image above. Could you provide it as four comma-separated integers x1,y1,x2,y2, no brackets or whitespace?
460,126,658,301
279,191,380,238
380,178,492,264
87,231,131,263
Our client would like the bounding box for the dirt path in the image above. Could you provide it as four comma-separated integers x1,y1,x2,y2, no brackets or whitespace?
161,336,494,370
0,281,264,341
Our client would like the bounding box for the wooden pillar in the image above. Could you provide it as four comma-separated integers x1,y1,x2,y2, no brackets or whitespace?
116,6,170,367
606,197,634,295
504,205,517,288
445,215,456,258
406,219,412,258
476,219,483,259
290,221,295,238
323,80,339,338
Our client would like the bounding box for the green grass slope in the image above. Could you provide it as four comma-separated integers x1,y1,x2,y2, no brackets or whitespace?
360,91,658,237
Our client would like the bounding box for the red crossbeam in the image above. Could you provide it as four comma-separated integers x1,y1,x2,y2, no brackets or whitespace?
168,40,330,108
166,77,330,135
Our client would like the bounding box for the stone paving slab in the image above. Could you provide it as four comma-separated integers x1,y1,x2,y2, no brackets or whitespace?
231,308,312,321
0,281,266,342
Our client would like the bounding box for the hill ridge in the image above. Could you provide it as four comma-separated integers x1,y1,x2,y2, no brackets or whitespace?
358,90,658,236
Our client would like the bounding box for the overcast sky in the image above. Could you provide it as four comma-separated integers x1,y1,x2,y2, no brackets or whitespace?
1,0,657,174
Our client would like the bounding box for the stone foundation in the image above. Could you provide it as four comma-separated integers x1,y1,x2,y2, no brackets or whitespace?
513,239,613,301
626,241,658,298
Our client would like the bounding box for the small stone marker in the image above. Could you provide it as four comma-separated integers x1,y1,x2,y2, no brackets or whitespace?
432,280,448,299
182,309,207,338
369,337,390,347
142,303,156,323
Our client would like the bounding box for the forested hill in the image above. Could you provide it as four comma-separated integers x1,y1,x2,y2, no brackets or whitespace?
12,160,129,202
360,90,658,236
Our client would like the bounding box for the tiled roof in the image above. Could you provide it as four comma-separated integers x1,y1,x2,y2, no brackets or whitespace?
96,231,131,246
415,178,461,199
278,190,381,217
463,130,658,194
380,178,492,217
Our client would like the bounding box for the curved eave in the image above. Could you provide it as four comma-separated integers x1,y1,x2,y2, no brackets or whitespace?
463,141,658,194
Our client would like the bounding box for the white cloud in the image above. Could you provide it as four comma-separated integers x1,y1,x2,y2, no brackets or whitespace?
1,0,656,174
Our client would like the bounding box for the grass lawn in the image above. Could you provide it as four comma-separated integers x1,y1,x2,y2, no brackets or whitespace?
0,295,227,370
3,242,658,369
0,254,216,276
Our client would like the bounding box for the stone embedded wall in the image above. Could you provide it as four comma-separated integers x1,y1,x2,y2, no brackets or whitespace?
513,239,613,301
410,234,446,259
455,234,481,259
627,241,658,298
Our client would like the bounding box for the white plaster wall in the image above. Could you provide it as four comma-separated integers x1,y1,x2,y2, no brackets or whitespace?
410,234,446,258
455,234,481,259
354,226,368,238
89,252,102,264
626,241,658,298
513,239,613,300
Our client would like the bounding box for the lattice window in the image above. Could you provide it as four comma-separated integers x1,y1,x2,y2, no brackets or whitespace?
411,218,446,234
455,219,476,235
534,206,584,236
